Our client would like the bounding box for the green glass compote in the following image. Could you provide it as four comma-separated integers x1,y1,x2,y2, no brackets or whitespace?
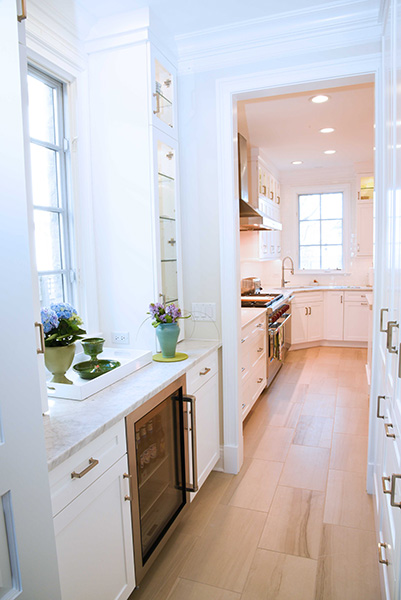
81,337,105,362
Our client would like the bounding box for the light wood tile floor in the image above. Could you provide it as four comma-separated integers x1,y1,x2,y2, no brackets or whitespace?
130,347,380,600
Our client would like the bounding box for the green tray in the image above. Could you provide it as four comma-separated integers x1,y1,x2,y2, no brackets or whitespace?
73,359,121,379
152,352,188,363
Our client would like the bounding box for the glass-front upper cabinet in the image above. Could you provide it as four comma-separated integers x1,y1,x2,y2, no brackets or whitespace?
151,52,177,137
155,134,181,306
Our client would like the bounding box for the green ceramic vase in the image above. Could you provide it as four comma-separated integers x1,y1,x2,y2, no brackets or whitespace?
156,323,180,358
44,343,76,385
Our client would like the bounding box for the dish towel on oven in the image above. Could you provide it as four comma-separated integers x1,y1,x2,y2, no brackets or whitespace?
274,329,284,361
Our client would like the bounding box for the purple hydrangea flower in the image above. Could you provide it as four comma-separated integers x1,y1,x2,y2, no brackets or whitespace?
41,307,59,334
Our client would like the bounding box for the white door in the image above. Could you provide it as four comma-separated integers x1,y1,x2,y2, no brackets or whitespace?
0,3,61,598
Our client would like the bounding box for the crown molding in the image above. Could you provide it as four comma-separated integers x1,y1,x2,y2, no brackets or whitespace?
176,2,381,75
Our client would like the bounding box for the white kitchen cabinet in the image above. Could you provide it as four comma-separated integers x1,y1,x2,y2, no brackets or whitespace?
324,291,344,340
343,292,370,342
240,313,266,419
357,201,374,256
291,294,324,345
186,350,220,494
50,421,135,600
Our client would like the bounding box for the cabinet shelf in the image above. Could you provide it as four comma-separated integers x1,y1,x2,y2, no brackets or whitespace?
140,481,170,520
138,454,169,489
158,172,174,182
160,215,176,222
161,259,177,263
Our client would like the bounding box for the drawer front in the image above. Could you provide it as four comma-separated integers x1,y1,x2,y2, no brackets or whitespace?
49,419,127,517
186,350,218,394
292,292,324,304
240,356,266,420
249,329,266,368
344,291,369,302
242,314,266,340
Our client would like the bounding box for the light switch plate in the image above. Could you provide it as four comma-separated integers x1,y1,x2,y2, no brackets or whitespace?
191,303,216,322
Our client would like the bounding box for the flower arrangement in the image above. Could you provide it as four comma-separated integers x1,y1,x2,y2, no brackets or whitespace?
41,302,86,347
148,302,188,328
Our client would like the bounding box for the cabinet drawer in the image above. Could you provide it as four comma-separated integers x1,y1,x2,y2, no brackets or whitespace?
292,292,324,304
242,314,266,340
240,356,266,420
249,329,265,368
49,419,127,517
344,291,369,302
186,350,218,394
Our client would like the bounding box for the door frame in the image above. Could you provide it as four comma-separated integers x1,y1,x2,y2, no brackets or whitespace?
216,55,381,475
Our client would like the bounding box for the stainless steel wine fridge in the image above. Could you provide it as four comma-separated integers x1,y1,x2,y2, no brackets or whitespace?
125,375,197,585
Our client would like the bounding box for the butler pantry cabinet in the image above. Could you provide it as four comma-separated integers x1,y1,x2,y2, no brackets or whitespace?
370,1,401,598
86,23,183,349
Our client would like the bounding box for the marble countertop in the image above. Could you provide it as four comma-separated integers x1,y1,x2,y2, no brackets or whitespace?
241,307,267,328
44,339,220,472
269,285,372,294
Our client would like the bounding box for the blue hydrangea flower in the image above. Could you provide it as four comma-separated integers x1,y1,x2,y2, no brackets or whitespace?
41,307,59,334
50,302,77,320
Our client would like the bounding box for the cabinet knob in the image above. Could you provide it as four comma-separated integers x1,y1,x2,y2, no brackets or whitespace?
257,377,264,384
257,347,263,353
378,542,389,565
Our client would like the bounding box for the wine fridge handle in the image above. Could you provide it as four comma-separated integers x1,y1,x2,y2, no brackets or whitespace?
183,394,198,493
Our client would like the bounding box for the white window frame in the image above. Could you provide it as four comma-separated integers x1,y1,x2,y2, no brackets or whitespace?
294,183,351,275
28,65,76,306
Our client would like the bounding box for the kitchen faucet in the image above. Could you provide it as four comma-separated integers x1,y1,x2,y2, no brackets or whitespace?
281,256,295,287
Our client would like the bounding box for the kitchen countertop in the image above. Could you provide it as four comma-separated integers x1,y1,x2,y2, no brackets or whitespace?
269,285,372,294
44,339,220,471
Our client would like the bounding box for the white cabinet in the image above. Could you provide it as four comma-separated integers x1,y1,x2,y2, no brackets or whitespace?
324,291,344,341
343,292,370,342
50,421,135,600
291,294,324,345
186,350,220,493
240,313,267,419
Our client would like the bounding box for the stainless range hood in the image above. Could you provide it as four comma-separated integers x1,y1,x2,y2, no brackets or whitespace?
240,199,282,232
238,133,282,232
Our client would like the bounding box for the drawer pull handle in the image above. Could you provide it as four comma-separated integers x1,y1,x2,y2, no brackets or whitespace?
257,347,263,353
382,476,391,494
380,308,389,332
241,367,246,373
257,377,264,384
378,542,389,565
71,457,99,479
387,321,399,354
377,395,385,419
385,423,396,439
241,338,246,343
391,474,401,508
199,367,211,376
35,322,45,354
242,403,246,409
256,323,263,328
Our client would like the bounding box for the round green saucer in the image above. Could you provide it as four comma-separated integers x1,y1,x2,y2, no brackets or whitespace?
152,352,188,363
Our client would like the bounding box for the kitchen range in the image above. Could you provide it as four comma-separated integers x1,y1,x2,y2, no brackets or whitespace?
241,277,292,386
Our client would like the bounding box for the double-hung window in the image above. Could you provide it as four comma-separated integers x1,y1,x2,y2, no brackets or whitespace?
298,192,343,270
27,66,74,306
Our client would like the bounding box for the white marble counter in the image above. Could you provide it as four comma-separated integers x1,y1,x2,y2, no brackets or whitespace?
241,307,267,328
268,285,372,294
44,339,220,471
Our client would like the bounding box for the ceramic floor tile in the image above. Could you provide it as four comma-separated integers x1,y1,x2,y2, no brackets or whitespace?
337,369,369,390
330,433,368,473
314,524,380,600
308,377,338,395
179,471,234,537
246,425,294,461
301,394,336,418
336,386,369,409
293,415,333,448
258,486,325,559
166,579,241,600
132,530,198,600
222,458,283,512
267,382,309,404
265,397,302,428
179,504,266,593
323,470,374,531
279,445,330,491
334,406,369,436
241,549,317,600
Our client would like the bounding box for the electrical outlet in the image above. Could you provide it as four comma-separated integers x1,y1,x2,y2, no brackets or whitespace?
191,303,216,322
112,331,130,344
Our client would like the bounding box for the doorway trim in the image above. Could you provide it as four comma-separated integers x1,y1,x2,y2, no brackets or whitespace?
216,53,380,474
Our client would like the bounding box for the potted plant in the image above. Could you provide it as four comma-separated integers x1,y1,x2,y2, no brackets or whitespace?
41,303,86,384
148,302,188,358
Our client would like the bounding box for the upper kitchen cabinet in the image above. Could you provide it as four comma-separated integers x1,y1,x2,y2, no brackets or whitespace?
86,21,183,350
151,51,178,138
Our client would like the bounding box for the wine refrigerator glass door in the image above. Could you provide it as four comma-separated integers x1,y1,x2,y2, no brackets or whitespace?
126,377,189,583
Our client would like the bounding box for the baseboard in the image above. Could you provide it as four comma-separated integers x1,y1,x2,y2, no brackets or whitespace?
223,444,242,474
290,340,368,350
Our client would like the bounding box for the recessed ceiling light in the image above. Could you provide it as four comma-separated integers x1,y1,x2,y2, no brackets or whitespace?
291,160,303,165
310,95,330,104
324,150,336,154
320,127,335,133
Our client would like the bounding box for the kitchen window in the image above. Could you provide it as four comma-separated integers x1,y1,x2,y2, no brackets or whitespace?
298,192,343,270
27,66,75,306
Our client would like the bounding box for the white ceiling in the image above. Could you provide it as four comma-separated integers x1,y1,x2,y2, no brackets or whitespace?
77,0,379,38
238,83,375,174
